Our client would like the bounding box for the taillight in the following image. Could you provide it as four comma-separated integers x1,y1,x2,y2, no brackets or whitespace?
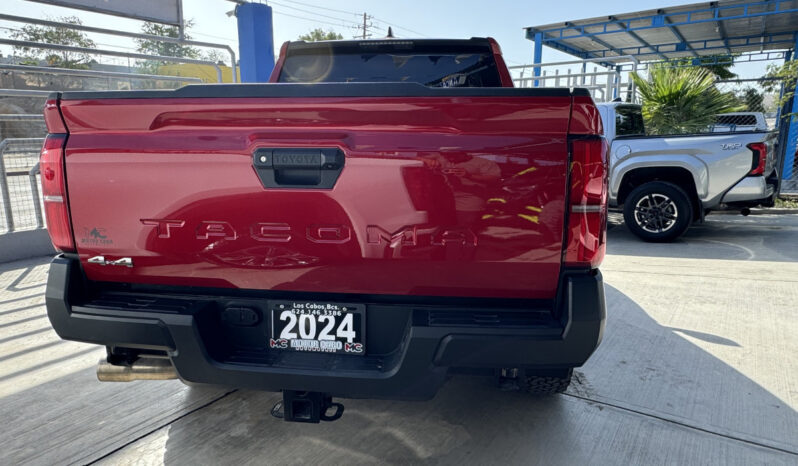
487,37,503,55
747,142,767,176
40,133,75,252
44,98,67,133
564,137,608,268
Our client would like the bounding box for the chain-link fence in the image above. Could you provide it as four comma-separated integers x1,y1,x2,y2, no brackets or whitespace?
629,78,785,136
714,79,782,130
716,79,798,196
782,129,798,195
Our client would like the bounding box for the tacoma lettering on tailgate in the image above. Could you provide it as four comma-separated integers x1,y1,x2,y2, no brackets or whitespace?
141,220,478,247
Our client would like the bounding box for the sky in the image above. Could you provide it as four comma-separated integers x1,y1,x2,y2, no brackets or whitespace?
0,0,779,79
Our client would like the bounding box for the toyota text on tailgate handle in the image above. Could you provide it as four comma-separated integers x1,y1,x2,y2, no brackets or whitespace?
253,148,345,189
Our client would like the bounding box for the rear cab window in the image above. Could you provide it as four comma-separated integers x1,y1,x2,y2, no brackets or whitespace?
277,40,503,87
615,105,646,136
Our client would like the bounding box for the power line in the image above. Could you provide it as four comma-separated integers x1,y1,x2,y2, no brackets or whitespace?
271,9,355,29
269,0,359,26
279,0,360,17
191,31,237,42
370,16,426,38
278,0,429,39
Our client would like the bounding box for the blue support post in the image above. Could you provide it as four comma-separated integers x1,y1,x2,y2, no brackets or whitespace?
782,34,798,184
236,2,275,83
533,32,543,87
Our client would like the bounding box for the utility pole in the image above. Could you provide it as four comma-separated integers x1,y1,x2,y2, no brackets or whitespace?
357,12,373,39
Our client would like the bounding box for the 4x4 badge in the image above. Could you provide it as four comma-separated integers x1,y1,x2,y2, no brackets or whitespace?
88,256,133,268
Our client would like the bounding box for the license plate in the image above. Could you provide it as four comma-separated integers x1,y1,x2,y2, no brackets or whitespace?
269,301,365,355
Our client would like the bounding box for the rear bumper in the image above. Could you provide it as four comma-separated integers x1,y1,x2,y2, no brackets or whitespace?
721,174,776,204
46,256,605,400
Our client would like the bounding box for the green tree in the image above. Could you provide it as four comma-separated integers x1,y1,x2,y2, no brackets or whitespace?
696,58,737,80
135,21,200,59
201,49,227,65
11,16,96,69
671,55,737,80
135,21,201,73
736,87,765,113
668,55,737,80
631,65,744,135
298,28,343,42
765,60,798,120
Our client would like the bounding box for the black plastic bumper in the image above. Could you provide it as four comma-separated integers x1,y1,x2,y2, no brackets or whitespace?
45,256,605,400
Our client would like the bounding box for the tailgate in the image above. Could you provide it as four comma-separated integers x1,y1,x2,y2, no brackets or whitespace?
60,86,572,299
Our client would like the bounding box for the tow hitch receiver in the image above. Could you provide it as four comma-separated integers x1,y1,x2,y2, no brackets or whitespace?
271,391,344,423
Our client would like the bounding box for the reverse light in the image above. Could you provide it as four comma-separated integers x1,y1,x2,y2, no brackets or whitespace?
40,133,75,252
747,142,768,176
564,137,609,268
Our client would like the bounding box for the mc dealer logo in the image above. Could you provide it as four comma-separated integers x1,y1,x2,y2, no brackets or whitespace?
269,338,363,353
140,219,478,247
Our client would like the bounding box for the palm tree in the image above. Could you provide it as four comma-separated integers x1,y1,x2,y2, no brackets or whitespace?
631,65,743,135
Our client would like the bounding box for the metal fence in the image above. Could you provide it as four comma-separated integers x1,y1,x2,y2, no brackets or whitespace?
0,63,204,93
635,79,786,136
781,127,798,194
0,63,208,237
509,57,639,103
0,134,45,234
714,79,782,130
0,10,239,241
715,78,798,195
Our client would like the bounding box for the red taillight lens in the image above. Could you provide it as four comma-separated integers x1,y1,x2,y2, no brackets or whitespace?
40,133,75,252
564,137,608,268
747,142,767,176
487,37,503,55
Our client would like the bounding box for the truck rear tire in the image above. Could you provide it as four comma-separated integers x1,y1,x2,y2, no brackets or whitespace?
623,181,692,242
521,368,573,395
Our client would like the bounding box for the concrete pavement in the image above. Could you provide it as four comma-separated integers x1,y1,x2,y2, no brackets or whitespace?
1,214,797,465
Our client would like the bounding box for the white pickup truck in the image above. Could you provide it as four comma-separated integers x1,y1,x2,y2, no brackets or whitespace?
597,102,778,241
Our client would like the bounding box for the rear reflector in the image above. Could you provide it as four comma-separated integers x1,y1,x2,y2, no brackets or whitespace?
40,133,75,252
564,137,608,268
747,142,768,176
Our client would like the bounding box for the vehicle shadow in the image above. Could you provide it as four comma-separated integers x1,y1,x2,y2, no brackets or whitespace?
153,285,798,464
607,213,798,262
0,257,229,466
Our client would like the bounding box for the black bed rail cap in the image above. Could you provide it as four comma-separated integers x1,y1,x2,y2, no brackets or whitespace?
59,82,591,100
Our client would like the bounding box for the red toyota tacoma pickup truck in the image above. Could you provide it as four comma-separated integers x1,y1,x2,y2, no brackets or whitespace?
42,38,607,422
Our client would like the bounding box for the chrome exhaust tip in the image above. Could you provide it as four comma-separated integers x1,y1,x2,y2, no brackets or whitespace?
97,357,178,382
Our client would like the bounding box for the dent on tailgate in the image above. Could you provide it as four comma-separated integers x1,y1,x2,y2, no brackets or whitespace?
61,94,572,299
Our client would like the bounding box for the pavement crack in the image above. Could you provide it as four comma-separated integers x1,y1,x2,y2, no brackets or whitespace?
563,392,798,457
85,388,238,465
601,268,798,283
